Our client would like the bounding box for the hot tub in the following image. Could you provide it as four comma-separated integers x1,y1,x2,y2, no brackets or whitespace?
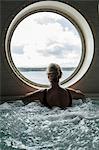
0,98,99,150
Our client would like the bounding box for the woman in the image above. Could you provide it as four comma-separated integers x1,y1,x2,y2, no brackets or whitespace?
22,63,86,108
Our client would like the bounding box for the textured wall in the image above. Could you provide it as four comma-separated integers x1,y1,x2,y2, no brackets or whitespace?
0,0,99,97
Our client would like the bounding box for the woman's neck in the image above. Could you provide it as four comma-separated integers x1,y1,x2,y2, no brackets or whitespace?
50,82,59,89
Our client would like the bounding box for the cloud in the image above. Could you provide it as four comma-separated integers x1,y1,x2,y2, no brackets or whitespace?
37,43,81,59
33,12,77,34
11,12,82,68
33,12,62,25
38,44,64,58
11,45,24,54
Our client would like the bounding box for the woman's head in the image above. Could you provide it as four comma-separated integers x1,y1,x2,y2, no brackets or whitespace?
47,63,62,83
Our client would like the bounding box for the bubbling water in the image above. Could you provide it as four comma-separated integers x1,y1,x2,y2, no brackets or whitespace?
0,99,99,150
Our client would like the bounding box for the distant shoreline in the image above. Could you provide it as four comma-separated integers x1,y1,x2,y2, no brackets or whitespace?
18,67,75,72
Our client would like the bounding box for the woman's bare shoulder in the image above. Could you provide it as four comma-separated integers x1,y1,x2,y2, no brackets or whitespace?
22,89,46,104
66,88,86,101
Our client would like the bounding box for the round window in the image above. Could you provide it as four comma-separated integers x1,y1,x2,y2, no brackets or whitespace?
5,1,94,88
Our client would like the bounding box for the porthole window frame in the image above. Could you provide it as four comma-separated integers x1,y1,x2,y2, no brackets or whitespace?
5,0,94,89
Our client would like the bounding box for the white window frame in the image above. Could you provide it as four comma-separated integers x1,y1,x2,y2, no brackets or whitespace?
5,1,94,89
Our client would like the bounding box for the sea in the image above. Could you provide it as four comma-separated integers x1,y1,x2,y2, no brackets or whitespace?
20,70,74,85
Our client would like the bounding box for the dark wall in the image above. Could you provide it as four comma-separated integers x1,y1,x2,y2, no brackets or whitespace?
0,0,99,97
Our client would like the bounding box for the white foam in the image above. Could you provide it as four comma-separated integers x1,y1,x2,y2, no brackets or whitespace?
0,98,99,150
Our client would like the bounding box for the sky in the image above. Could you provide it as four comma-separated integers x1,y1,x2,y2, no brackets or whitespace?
11,12,82,68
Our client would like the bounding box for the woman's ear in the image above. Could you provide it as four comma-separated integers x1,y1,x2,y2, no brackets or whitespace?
47,73,50,77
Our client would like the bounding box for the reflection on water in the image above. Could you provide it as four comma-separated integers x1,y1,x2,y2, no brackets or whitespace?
0,99,99,150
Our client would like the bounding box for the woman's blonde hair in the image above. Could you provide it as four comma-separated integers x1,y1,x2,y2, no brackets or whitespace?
47,63,62,81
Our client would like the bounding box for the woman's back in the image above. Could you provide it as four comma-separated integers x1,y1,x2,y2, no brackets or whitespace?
42,87,72,108
22,63,85,108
